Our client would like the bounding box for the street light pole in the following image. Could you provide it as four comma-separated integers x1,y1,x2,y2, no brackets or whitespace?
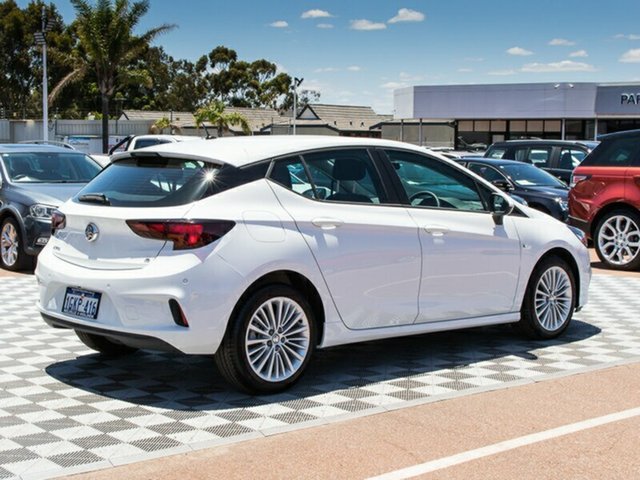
34,6,50,142
293,77,303,136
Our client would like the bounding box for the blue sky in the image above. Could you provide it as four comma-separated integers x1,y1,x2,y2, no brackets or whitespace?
22,0,640,113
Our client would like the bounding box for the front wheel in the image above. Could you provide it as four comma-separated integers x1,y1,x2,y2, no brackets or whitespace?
516,256,576,339
594,209,640,271
1,217,33,271
215,285,316,394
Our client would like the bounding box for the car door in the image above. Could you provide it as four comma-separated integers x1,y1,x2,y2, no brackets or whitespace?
267,149,422,330
382,149,522,323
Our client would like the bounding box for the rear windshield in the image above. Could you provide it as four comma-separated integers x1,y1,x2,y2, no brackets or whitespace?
579,136,640,167
1,152,101,183
74,156,268,207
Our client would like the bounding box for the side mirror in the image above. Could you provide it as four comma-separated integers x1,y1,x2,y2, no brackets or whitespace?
490,193,514,225
491,179,513,192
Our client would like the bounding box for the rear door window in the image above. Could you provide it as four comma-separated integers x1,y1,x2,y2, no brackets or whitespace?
301,149,387,204
558,148,587,169
526,148,552,168
486,147,507,159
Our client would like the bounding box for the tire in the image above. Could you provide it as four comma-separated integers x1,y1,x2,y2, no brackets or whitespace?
0,217,33,271
215,284,317,394
594,209,640,271
515,256,576,339
75,331,138,356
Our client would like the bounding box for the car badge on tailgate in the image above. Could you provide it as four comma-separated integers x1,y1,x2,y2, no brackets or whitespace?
85,223,99,242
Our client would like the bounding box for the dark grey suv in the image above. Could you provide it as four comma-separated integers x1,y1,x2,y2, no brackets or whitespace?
484,139,598,184
0,144,101,270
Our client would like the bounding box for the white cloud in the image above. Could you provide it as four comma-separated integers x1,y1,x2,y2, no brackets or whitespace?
316,23,334,29
275,63,287,74
388,8,425,24
380,81,408,90
269,20,288,28
488,69,517,76
464,57,484,62
620,49,640,63
399,72,423,81
350,19,387,30
569,50,588,58
507,46,533,56
549,38,576,46
301,9,332,19
347,65,362,72
457,68,473,73
615,34,640,40
314,67,338,73
521,60,596,72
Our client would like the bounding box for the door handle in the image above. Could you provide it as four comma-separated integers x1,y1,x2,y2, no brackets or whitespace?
423,225,450,236
312,217,344,230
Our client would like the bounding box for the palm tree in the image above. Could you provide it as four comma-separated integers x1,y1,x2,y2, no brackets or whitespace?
51,0,174,152
194,100,251,138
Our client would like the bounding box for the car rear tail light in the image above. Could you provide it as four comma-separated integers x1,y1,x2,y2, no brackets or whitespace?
126,220,235,250
570,174,591,188
51,210,66,234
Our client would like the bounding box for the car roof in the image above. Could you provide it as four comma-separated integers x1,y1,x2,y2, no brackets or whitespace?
488,139,591,148
458,156,524,166
111,135,436,167
0,144,75,154
597,128,640,141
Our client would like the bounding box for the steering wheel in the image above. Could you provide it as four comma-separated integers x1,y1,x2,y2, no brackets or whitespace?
410,190,440,207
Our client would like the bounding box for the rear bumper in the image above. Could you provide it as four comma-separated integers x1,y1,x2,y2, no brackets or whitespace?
35,246,247,355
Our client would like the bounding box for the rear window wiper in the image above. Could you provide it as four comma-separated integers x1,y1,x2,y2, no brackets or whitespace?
78,193,111,205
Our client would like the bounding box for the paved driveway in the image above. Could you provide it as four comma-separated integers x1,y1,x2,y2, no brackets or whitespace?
1,273,639,479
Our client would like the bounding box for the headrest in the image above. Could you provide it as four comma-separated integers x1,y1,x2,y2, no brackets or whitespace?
332,157,367,181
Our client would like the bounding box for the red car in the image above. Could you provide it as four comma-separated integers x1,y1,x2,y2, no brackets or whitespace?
569,129,640,270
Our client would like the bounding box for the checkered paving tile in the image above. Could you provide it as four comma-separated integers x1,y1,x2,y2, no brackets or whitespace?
1,274,639,479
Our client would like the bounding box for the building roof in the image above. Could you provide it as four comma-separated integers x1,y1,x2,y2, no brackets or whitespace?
121,108,285,133
111,135,430,168
268,104,392,132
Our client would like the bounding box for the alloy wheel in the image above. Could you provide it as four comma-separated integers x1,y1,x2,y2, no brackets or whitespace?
245,297,311,383
1,222,19,267
597,215,640,266
534,266,573,332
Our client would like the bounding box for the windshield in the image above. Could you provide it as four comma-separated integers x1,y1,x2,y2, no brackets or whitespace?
500,163,566,188
1,152,101,183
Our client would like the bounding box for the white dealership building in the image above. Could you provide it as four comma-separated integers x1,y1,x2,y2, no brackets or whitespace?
393,82,640,148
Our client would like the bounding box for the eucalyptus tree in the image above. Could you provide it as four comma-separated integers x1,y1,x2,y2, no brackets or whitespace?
51,0,174,152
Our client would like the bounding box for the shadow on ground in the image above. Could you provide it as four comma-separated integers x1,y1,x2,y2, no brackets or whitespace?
45,318,600,412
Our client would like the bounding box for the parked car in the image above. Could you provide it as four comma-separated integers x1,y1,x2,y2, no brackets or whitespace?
457,157,569,221
484,139,597,184
569,129,640,270
36,136,590,394
0,144,102,270
91,134,200,166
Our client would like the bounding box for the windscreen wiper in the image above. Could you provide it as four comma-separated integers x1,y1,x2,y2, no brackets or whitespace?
78,193,111,205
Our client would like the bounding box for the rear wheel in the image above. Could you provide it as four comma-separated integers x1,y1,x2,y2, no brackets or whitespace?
215,284,316,394
0,217,33,271
516,256,576,339
75,331,138,356
594,209,640,271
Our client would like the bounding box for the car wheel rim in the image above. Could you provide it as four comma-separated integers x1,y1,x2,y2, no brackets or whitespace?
534,266,572,332
1,223,19,267
598,215,640,266
245,297,310,383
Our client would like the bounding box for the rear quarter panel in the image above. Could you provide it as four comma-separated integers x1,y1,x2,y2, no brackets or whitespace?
569,166,628,229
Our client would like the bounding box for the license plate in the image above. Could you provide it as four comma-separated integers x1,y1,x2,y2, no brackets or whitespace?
62,287,102,320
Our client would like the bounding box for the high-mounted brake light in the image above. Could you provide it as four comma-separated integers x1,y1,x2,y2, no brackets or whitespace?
51,210,66,234
126,220,235,250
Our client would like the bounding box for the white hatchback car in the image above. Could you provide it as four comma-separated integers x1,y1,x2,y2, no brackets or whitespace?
36,136,591,393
